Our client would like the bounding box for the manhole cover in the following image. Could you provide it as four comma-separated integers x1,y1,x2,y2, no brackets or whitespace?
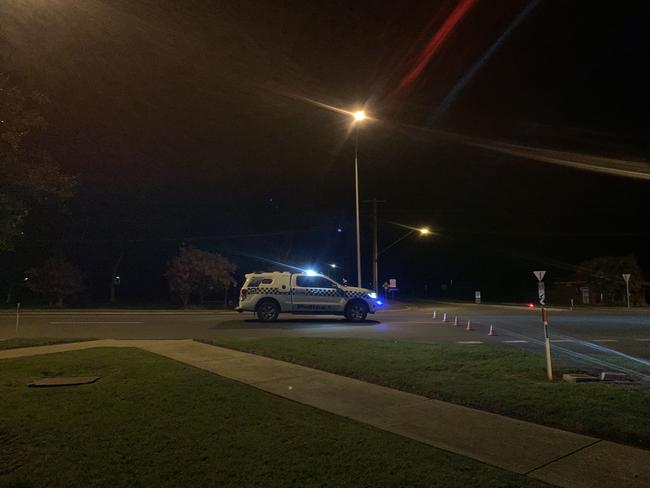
28,376,100,387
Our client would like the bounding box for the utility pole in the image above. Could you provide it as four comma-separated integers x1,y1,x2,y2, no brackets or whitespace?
363,198,386,293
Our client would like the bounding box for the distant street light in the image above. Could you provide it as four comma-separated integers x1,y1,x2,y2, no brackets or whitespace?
324,263,340,279
373,225,432,292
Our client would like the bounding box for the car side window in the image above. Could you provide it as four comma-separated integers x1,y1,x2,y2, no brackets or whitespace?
296,276,336,288
247,277,272,287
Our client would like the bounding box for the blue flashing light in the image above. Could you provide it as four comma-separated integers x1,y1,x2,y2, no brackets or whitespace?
376,300,384,306
305,269,318,276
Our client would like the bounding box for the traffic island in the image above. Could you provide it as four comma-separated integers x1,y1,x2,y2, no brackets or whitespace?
205,337,650,449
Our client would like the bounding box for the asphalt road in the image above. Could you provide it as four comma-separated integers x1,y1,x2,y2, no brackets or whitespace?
2,301,649,377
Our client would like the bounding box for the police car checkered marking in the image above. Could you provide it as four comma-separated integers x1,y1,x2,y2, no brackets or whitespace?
305,288,339,297
345,291,370,299
245,285,370,299
246,287,290,296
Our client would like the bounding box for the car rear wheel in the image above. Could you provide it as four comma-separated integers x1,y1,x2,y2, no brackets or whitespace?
344,301,368,322
256,300,280,322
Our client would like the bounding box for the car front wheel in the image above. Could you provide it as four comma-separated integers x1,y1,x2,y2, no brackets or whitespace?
344,301,368,322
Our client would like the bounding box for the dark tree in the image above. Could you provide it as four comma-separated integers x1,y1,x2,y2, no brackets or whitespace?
0,75,75,251
166,247,237,307
574,255,647,305
27,257,84,306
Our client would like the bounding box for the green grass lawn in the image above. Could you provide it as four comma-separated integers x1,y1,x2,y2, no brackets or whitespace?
205,337,650,449
0,348,548,488
0,337,94,351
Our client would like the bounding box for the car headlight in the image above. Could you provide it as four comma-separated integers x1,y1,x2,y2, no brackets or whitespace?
368,292,377,299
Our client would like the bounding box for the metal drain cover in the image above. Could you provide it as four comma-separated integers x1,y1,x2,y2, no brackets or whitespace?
29,376,100,387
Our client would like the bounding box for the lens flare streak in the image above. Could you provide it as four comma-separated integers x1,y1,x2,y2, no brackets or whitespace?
397,0,477,92
469,140,650,181
434,0,542,117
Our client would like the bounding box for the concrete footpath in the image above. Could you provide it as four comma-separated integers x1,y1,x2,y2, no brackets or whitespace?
2,339,649,488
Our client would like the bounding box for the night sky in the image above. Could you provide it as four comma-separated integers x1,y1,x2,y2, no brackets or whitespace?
2,0,649,302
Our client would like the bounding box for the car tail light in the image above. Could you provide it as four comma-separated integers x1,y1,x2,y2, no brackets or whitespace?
240,288,247,300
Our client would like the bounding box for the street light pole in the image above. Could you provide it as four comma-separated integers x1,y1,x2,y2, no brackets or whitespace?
354,126,362,287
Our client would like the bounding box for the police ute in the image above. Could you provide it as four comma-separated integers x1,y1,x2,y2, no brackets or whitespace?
237,271,381,322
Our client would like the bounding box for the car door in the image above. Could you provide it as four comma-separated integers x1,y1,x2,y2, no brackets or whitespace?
291,274,345,313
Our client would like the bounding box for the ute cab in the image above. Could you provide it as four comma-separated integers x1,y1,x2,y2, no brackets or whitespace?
237,271,380,322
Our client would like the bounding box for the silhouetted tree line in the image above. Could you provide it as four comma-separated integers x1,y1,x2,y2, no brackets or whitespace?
23,247,236,307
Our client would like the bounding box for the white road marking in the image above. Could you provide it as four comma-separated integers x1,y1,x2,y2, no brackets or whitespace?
49,321,144,325
592,339,617,343
1,311,238,317
388,321,445,325
456,341,483,344
502,340,529,343
635,338,650,342
551,339,574,343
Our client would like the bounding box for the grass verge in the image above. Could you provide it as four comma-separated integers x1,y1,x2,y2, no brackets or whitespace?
0,337,94,351
204,337,650,449
0,348,548,488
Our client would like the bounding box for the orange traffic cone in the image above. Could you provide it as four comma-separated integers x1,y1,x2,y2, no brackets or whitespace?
442,313,448,322
432,311,437,320
465,320,473,331
488,324,497,336
453,316,459,326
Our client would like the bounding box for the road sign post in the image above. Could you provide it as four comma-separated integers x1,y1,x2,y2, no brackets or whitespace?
542,307,553,381
533,270,546,305
622,273,631,309
386,279,397,301
537,282,545,305
15,302,20,337
474,291,481,304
